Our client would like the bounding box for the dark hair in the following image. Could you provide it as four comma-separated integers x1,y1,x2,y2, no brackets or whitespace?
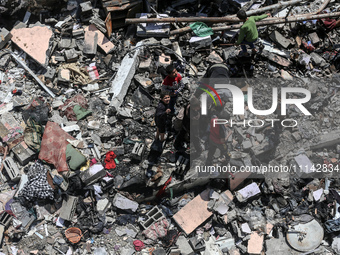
166,64,175,75
160,90,170,99
237,10,247,20
191,97,200,108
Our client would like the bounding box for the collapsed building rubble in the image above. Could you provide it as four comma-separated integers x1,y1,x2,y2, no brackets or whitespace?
0,0,340,254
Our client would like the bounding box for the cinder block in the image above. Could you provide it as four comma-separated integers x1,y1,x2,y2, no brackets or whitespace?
175,155,189,176
12,142,36,166
0,211,12,227
140,206,165,229
0,27,12,49
59,195,78,221
3,157,21,181
131,143,145,161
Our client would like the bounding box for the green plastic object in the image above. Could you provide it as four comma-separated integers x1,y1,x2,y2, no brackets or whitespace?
73,105,92,121
190,22,213,37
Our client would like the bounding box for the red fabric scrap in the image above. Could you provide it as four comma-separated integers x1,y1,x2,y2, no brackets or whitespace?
133,240,145,251
38,121,75,172
90,158,97,166
156,176,172,199
104,151,116,170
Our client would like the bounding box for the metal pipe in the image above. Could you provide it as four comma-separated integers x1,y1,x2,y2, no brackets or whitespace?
10,52,56,98
126,0,306,24
311,0,331,14
170,11,340,35
126,16,239,24
245,0,307,16
210,11,340,32
168,0,329,35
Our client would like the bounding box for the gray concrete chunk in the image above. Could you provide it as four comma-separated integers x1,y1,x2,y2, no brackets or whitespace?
112,193,138,212
109,41,143,110
270,31,291,48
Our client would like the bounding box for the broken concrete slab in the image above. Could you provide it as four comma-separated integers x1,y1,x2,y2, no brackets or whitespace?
175,236,194,255
84,24,114,54
173,189,213,235
10,25,53,66
109,40,143,110
138,57,152,72
235,183,261,202
270,31,291,48
310,130,340,150
112,193,138,212
247,232,263,254
309,32,320,45
206,51,224,64
83,30,98,55
262,51,292,67
189,35,211,49
0,27,12,49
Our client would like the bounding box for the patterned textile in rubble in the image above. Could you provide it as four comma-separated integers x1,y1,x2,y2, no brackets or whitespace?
19,161,54,202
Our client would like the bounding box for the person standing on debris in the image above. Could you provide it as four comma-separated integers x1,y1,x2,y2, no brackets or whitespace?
155,91,171,142
206,113,232,165
174,97,202,156
162,64,185,114
235,10,271,56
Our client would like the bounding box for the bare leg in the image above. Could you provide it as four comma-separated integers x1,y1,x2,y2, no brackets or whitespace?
336,19,340,28
160,133,165,142
155,128,160,141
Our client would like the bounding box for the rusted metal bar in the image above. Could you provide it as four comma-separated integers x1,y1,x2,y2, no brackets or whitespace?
9,51,56,98
126,16,239,24
210,11,340,32
126,0,305,24
170,0,330,35
311,0,331,14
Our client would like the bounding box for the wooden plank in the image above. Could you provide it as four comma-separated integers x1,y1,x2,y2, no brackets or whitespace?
105,12,112,38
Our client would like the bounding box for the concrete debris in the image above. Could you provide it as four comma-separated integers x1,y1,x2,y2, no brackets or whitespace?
10,25,53,66
0,0,339,254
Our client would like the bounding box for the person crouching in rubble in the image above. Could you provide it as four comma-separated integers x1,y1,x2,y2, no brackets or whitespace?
155,91,171,142
235,10,271,56
162,64,185,114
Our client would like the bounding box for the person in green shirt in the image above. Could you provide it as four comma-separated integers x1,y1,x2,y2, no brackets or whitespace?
235,10,271,56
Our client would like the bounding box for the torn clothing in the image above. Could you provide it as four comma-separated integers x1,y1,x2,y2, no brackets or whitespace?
19,161,54,202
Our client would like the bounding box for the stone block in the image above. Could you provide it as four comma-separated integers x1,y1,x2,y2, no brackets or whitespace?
112,193,138,212
58,69,70,83
84,25,114,54
207,51,223,64
64,48,78,62
270,31,291,48
308,32,320,45
0,27,12,49
83,31,98,54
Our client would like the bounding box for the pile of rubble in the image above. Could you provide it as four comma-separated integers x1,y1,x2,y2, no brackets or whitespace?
0,0,340,254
